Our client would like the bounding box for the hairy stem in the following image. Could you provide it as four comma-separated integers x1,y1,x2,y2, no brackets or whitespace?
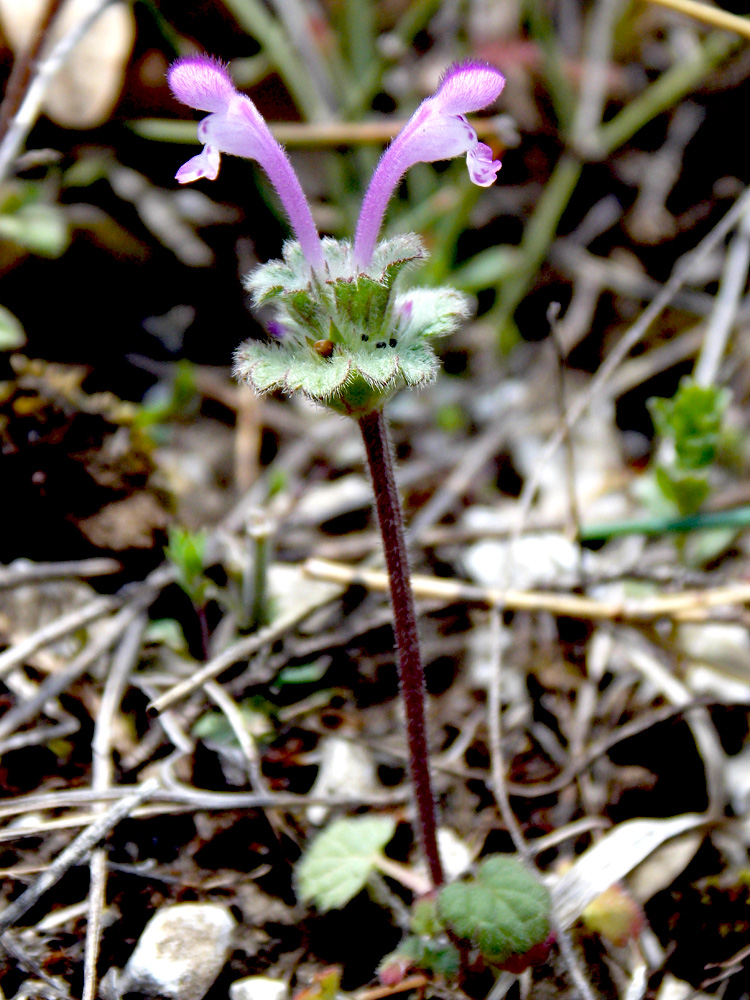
359,407,443,888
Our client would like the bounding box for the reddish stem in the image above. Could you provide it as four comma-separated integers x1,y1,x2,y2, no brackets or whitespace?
359,407,444,888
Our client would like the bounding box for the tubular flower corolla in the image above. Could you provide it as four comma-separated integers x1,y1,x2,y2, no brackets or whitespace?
168,54,323,270
353,62,505,268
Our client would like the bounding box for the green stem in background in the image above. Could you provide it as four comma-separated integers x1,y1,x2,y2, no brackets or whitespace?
595,30,737,158
492,29,738,347
580,504,750,541
522,0,577,131
493,152,583,346
359,407,444,889
220,0,330,121
243,517,271,631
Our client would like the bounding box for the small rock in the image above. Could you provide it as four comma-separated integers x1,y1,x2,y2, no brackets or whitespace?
122,902,235,1000
306,735,378,824
230,976,289,1000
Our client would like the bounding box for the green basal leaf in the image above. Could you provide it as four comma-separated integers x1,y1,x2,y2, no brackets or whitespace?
438,855,551,966
380,936,461,980
165,526,208,606
296,815,397,912
411,897,444,937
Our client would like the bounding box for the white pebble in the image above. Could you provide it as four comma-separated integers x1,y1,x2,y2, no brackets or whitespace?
122,903,235,1000
230,976,290,1000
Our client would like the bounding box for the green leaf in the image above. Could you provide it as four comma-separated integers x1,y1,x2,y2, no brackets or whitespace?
0,203,69,257
654,466,710,517
380,936,461,980
0,304,26,350
334,276,391,332
296,815,397,911
165,526,208,605
438,855,551,966
648,379,730,470
369,233,427,284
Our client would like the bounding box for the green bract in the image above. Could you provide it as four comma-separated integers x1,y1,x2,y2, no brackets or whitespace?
233,234,470,416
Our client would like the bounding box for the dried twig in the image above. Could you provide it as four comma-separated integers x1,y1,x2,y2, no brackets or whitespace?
487,608,597,1000
0,558,121,589
304,557,750,622
0,0,118,180
0,595,117,680
646,0,750,39
147,576,343,715
0,779,159,937
82,615,147,1000
694,202,750,387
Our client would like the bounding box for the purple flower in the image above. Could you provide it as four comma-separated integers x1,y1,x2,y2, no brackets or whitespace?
168,54,323,270
353,61,505,269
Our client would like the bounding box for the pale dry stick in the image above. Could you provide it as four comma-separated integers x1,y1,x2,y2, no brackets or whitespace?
0,0,117,180
515,184,750,532
147,577,343,715
83,615,148,1000
304,557,750,622
625,636,727,815
204,680,269,792
0,788,410,844
407,413,518,541
0,600,148,743
608,325,705,397
0,930,72,1000
486,608,527,852
0,558,120,589
141,116,505,148
0,716,80,755
646,0,750,39
694,203,750,387
0,594,117,680
486,607,597,1000
548,306,585,554
572,0,622,157
0,779,159,937
0,0,66,141
268,0,338,118
553,242,719,319
627,103,705,243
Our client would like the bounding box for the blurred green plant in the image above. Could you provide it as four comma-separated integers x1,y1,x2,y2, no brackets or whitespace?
296,816,552,981
0,180,69,258
165,524,209,609
133,360,200,435
648,378,731,516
